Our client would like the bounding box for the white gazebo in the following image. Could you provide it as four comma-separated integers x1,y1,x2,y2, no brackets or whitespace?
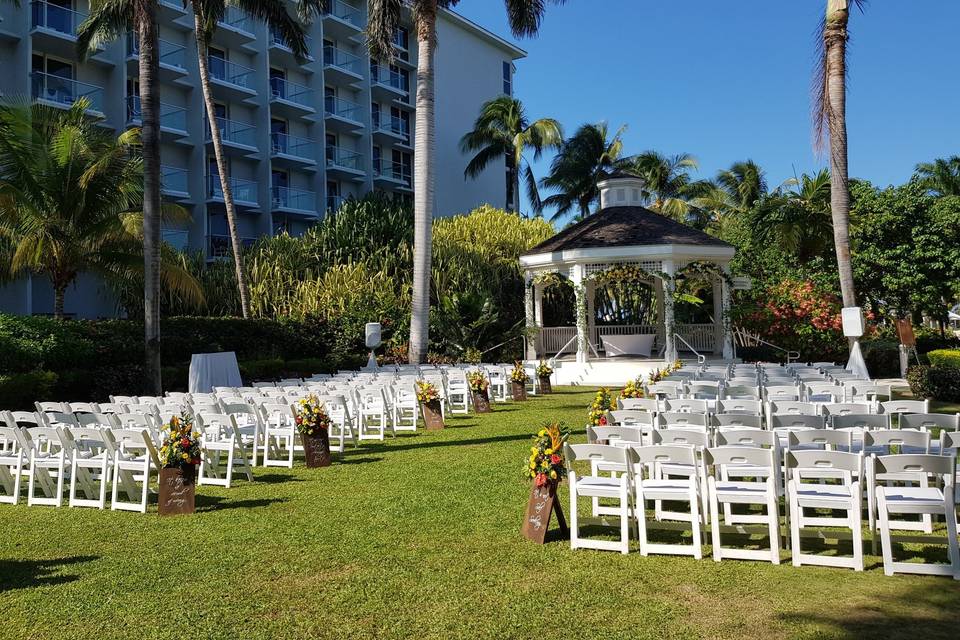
520,172,742,367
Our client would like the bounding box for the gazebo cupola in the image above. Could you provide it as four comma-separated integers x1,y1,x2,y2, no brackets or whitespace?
520,171,740,364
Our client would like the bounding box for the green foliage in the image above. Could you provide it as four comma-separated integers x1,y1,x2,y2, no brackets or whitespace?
927,349,960,370
907,365,960,403
0,370,57,410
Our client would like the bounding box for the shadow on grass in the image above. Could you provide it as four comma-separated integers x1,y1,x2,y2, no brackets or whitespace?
254,473,304,484
195,496,287,512
338,455,384,466
0,555,98,592
357,432,531,454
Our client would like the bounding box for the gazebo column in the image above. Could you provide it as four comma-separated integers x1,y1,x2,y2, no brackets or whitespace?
720,265,735,360
572,263,589,363
662,260,677,363
524,273,536,360
712,276,724,354
586,279,597,358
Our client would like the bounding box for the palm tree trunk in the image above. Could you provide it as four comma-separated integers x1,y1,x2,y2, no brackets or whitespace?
407,0,437,364
193,13,252,319
825,0,857,312
53,283,66,320
513,159,521,216
139,5,163,394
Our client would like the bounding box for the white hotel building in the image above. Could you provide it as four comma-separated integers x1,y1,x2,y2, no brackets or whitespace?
0,0,525,317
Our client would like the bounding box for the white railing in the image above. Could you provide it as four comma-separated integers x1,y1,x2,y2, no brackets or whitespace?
533,323,717,358
675,323,715,353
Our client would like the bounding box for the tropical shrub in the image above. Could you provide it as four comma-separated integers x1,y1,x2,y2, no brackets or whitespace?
907,365,960,402
0,371,58,410
927,349,960,370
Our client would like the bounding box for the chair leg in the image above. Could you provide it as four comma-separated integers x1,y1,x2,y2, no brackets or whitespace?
789,486,802,567
568,479,579,550
850,495,864,571
690,487,703,560
708,485,722,562
767,493,780,565
944,499,960,580
877,493,894,576
619,485,630,555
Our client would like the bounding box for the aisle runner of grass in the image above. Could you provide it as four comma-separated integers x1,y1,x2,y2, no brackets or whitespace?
2,387,960,639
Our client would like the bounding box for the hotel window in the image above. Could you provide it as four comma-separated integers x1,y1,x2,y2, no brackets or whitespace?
392,26,409,61
502,61,512,95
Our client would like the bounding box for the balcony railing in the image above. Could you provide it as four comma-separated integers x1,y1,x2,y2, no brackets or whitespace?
326,195,345,212
160,165,189,193
31,1,84,36
325,95,362,122
324,0,361,27
127,34,186,70
371,66,406,92
159,0,186,12
323,46,362,76
269,77,313,108
374,160,411,186
272,186,316,212
161,228,190,250
325,145,363,172
127,96,188,132
270,30,313,54
31,72,103,112
218,6,253,34
206,116,257,147
374,114,409,137
208,57,253,89
270,132,314,159
208,234,257,257
207,175,258,203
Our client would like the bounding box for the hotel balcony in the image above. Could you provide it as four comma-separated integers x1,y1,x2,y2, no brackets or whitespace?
373,160,412,190
207,175,259,207
158,0,190,25
208,234,257,258
324,96,364,132
325,145,365,178
270,132,317,169
126,34,188,83
272,186,318,217
160,165,190,200
215,6,256,48
161,228,190,250
370,65,407,100
326,194,345,214
31,72,103,115
208,57,256,101
268,77,316,117
322,0,363,39
205,116,258,155
323,46,363,85
30,2,108,62
268,30,314,68
126,96,189,140
372,114,410,145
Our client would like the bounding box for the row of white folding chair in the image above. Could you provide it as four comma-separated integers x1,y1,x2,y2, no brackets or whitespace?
567,437,959,576
0,423,158,512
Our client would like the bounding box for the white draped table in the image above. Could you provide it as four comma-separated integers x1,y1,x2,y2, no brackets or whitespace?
600,333,657,358
189,351,243,393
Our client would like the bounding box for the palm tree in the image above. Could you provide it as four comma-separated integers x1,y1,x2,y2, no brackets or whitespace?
693,160,795,233
815,0,864,310
367,0,564,364
78,0,165,392
0,100,202,318
459,95,562,215
915,156,960,196
623,151,703,220
750,169,833,262
191,0,315,320
540,122,626,222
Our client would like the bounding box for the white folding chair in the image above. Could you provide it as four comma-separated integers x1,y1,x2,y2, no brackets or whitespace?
67,427,116,509
26,427,70,507
111,429,159,513
565,443,635,554
714,428,782,525
221,402,266,466
196,413,255,488
786,449,864,571
446,379,470,415
864,429,933,548
632,444,703,559
392,388,419,432
0,425,25,505
260,402,298,468
650,428,710,524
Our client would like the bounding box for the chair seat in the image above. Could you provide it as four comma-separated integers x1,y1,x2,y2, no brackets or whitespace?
576,475,625,498
637,479,695,498
794,484,854,503
879,486,944,507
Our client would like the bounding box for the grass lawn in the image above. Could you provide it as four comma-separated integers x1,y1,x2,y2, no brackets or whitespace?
2,387,960,639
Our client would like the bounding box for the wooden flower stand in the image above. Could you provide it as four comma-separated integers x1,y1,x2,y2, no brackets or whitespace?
158,466,196,516
421,400,445,430
472,390,492,413
301,431,332,468
538,376,553,394
512,381,528,401
521,479,568,544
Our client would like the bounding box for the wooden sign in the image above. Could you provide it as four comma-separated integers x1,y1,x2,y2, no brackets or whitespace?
896,318,916,347
521,480,568,544
158,467,196,516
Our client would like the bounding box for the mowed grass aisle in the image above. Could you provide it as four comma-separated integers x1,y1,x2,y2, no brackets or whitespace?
2,387,960,639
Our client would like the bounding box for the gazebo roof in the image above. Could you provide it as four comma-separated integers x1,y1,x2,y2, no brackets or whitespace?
522,206,734,257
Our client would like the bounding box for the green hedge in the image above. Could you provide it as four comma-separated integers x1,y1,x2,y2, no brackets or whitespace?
927,349,960,370
906,365,960,403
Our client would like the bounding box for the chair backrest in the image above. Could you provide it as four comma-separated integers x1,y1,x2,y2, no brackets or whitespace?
804,381,841,401
712,413,763,429
68,427,115,457
847,383,891,400
76,412,118,429
112,413,155,430
715,428,776,448
606,410,655,426
873,453,953,480
124,404,158,416
940,431,960,455
822,402,872,416
588,425,643,445
769,401,818,416
96,402,125,414
879,399,930,415
659,412,709,429
723,385,760,400
863,429,930,452
190,393,217,404
44,411,80,428
564,443,635,473
764,385,799,401
3,411,41,429
716,399,762,415
260,403,295,423
769,414,824,431
616,397,658,412
785,449,861,482
787,428,852,451
35,401,66,413
631,444,697,468
66,402,100,414
899,413,960,432
646,382,683,398
705,445,775,471
112,428,159,465
196,412,240,439
830,413,888,431
652,428,709,448
664,398,708,414
25,426,68,455
189,402,222,415
136,396,164,406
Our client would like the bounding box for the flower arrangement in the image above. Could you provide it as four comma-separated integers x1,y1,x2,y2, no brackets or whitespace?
535,361,553,378
587,387,613,426
510,361,529,384
294,395,331,436
525,422,570,487
647,359,683,385
159,413,201,471
415,380,441,404
466,370,489,393
618,376,646,400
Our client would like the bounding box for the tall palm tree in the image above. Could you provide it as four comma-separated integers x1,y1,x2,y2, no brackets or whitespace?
0,100,201,318
459,95,562,215
191,0,315,319
367,0,564,364
815,0,864,310
78,0,165,392
624,150,703,220
750,169,833,262
915,155,960,196
540,122,626,222
693,160,796,234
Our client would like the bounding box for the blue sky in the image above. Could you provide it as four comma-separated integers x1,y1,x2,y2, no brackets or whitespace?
453,1,959,217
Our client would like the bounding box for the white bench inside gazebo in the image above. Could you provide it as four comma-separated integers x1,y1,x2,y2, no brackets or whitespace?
519,172,748,384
